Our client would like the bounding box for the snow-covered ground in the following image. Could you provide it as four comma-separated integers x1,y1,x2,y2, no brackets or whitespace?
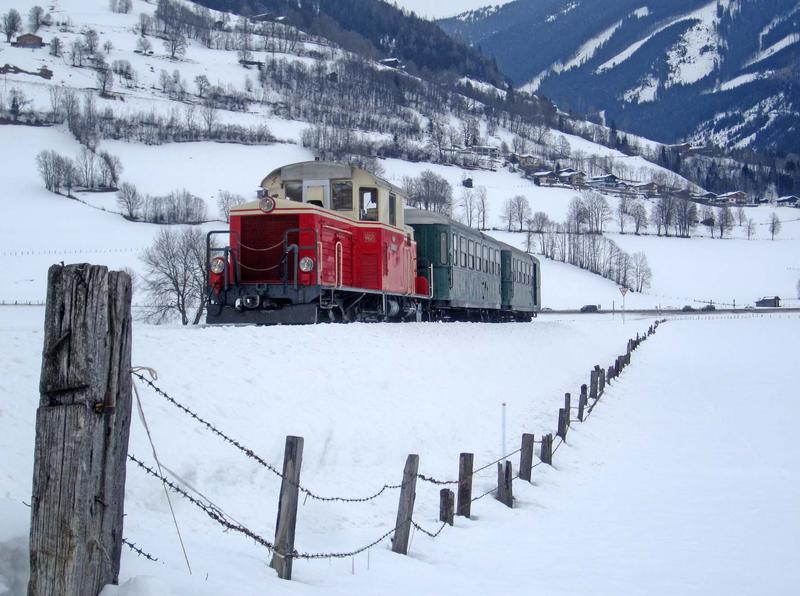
2,309,798,595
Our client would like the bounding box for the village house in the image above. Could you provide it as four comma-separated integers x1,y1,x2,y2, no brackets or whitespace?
13,33,44,48
716,191,748,205
587,173,620,188
776,195,799,207
532,170,557,186
630,181,658,196
557,170,585,186
756,296,781,308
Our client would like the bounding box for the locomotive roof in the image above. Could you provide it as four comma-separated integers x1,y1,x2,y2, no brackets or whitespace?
262,161,405,196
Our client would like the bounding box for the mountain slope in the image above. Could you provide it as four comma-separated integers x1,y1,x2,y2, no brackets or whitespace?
440,0,800,154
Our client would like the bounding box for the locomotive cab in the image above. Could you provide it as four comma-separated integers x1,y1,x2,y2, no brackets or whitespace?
206,161,425,325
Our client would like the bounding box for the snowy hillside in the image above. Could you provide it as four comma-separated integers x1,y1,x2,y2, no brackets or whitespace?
440,0,800,154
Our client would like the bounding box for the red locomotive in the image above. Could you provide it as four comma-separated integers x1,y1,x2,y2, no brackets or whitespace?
206,161,429,324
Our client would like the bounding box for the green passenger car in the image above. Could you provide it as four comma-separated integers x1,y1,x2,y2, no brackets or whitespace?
405,209,503,319
500,244,541,320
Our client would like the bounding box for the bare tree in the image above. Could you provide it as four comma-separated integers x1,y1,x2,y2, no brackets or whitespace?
736,206,746,226
616,195,630,234
2,9,22,43
117,182,141,218
701,204,715,238
745,218,756,240
96,61,114,96
716,204,734,239
29,6,45,33
769,212,782,240
163,28,187,59
8,88,29,122
70,39,86,66
136,35,152,54
583,190,611,234
475,186,488,230
140,227,208,325
510,195,531,232
631,252,652,292
194,74,210,98
405,170,452,214
674,198,698,238
217,190,245,222
97,150,123,188
459,187,476,228
501,198,515,231
50,36,62,57
629,199,648,234
103,39,114,54
201,99,218,135
83,29,99,54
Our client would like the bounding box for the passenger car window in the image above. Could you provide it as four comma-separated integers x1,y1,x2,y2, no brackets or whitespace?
440,232,448,265
331,180,353,211
460,237,467,268
468,240,475,270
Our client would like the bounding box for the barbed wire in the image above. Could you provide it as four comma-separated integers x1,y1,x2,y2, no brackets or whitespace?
411,519,448,539
122,538,160,562
128,453,279,553
131,372,405,503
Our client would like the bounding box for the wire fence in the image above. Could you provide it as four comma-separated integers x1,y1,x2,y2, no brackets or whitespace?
126,320,664,571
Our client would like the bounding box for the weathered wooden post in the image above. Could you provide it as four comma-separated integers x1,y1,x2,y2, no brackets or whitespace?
564,393,571,427
391,454,419,555
496,461,513,508
271,435,304,580
519,433,535,482
578,391,587,422
599,369,606,396
557,408,568,440
456,453,473,518
439,489,455,526
28,264,133,596
589,369,598,400
607,365,615,383
540,433,553,465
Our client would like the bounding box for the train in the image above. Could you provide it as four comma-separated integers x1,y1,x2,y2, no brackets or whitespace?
205,161,540,325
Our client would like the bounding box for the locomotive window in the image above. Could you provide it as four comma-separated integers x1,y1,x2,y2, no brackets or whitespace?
285,181,302,202
331,180,353,211
440,232,448,265
389,193,397,226
453,233,458,265
359,187,379,221
460,237,467,268
468,240,475,270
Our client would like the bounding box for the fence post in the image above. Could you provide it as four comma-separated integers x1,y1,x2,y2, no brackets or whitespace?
564,393,571,426
439,489,455,526
456,453,473,518
578,391,587,422
391,454,419,555
496,461,513,508
590,369,598,400
599,369,606,396
607,365,615,384
540,433,553,465
519,433,534,482
271,435,304,580
28,264,133,596
557,408,568,440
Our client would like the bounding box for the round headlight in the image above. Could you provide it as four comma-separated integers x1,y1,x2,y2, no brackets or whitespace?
210,257,226,274
299,256,314,273
259,196,276,213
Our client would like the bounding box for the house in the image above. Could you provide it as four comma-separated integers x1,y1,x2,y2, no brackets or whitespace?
471,145,499,159
518,154,540,170
13,33,44,48
631,181,658,196
532,170,557,185
717,191,748,205
777,195,799,206
379,58,403,69
587,174,619,187
755,296,781,308
558,170,585,186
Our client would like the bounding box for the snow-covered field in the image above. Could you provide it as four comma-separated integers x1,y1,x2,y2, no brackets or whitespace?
2,308,798,595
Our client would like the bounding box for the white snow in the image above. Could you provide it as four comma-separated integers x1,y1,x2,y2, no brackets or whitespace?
745,33,800,68
2,307,799,595
385,1,514,20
